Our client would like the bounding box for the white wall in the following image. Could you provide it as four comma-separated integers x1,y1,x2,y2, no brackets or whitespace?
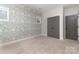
64,6,79,16
0,4,41,44
42,6,64,40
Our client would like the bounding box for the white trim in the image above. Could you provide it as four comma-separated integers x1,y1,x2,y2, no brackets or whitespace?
0,35,41,47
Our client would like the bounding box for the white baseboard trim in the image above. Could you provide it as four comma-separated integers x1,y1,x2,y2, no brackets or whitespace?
0,35,41,47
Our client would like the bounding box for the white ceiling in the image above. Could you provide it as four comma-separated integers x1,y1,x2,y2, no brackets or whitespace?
26,4,79,13
26,4,63,13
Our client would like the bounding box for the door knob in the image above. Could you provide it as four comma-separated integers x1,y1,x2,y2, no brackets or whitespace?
51,27,54,29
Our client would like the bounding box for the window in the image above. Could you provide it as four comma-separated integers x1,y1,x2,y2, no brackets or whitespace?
0,6,9,21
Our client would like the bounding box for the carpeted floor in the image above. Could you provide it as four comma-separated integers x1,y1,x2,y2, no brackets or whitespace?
0,36,79,54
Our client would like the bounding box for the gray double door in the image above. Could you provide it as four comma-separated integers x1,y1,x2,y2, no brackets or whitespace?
66,15,78,40
47,16,59,39
47,15,78,40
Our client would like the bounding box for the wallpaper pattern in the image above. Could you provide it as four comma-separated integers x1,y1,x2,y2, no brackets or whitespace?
0,5,41,44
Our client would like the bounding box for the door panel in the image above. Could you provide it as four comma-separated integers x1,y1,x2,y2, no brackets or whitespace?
66,15,78,40
47,16,59,39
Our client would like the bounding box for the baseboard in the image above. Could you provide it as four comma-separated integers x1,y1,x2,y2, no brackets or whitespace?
0,35,41,47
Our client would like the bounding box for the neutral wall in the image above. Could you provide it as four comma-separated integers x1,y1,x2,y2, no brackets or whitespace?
42,6,64,40
64,6,79,16
0,4,41,44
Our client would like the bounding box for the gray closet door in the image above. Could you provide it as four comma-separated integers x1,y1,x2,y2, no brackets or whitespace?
47,16,59,39
66,15,78,40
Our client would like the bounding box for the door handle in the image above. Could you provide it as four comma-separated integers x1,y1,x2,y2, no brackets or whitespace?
51,27,54,29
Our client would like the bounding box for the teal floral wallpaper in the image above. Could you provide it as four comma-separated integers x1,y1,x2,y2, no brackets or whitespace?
0,4,41,44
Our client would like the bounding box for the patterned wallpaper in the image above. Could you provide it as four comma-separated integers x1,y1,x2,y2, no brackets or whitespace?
0,4,41,44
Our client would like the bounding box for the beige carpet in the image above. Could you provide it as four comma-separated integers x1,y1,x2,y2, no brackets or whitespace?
0,36,79,54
